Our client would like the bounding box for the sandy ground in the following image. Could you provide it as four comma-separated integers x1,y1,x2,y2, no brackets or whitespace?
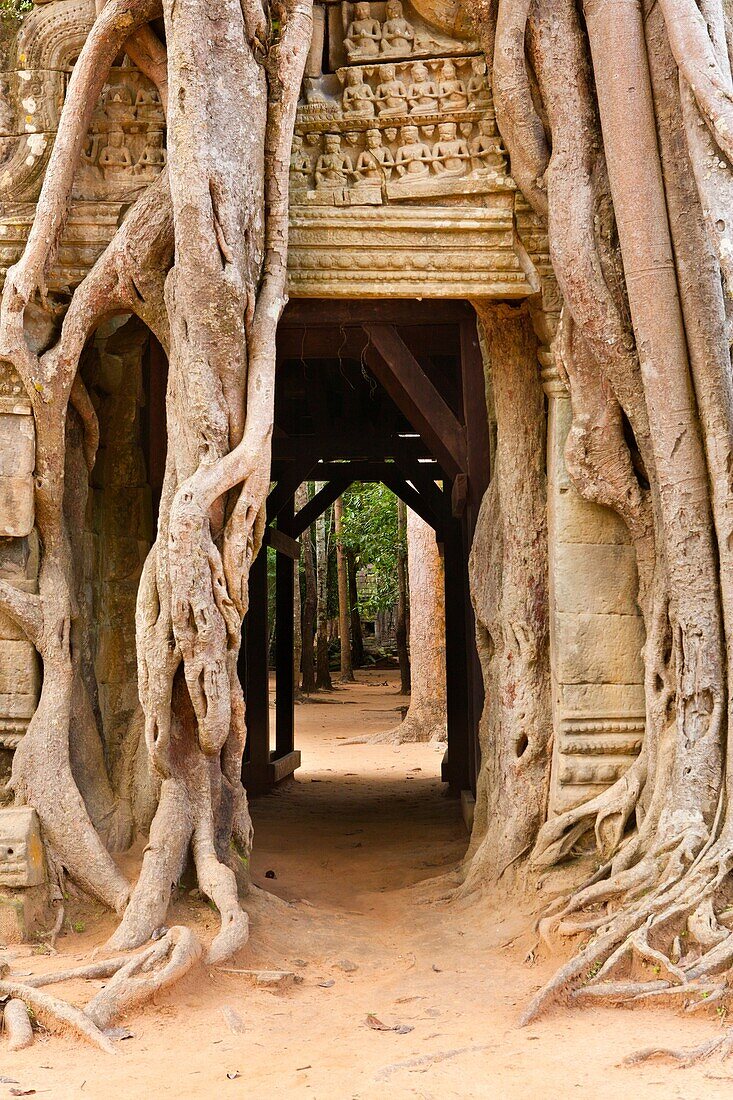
1,669,732,1098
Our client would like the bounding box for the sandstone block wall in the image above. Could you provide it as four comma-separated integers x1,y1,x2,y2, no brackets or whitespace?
546,384,645,814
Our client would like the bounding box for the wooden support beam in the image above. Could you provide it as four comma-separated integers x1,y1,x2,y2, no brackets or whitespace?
282,299,471,328
275,500,296,760
290,477,352,539
264,527,301,560
266,455,320,522
380,468,441,533
272,432,434,465
451,473,468,518
362,323,467,479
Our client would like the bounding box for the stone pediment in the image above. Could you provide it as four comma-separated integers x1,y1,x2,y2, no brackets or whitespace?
0,0,546,300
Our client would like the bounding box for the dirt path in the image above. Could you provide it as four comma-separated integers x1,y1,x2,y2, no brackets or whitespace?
2,670,732,1098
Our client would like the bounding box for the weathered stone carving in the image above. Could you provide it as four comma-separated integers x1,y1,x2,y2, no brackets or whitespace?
74,65,167,202
0,807,45,888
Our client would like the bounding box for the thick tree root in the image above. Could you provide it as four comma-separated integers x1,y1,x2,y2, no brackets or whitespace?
4,999,33,1051
624,1028,733,1066
0,981,115,1054
86,926,203,1029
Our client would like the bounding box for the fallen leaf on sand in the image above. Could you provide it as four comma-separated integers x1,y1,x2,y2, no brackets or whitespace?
366,1014,413,1035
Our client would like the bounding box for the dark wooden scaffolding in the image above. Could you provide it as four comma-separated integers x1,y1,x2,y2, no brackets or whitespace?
241,299,490,797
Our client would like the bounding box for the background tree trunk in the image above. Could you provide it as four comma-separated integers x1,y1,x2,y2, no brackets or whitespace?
334,496,354,683
346,549,364,668
300,485,317,695
315,489,332,691
395,498,410,695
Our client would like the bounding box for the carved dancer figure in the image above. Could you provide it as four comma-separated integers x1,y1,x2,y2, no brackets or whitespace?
342,68,376,117
380,0,414,55
314,133,353,188
431,121,470,176
98,130,132,178
438,60,468,112
394,124,433,178
133,130,167,177
467,56,491,109
407,62,438,115
375,64,408,117
354,128,395,181
344,2,381,59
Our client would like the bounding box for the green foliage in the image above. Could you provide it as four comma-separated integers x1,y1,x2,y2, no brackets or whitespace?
0,0,32,23
341,482,403,616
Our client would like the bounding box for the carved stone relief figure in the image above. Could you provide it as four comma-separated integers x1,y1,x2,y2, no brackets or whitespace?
344,2,381,59
134,85,165,127
133,130,166,178
315,133,353,188
290,133,311,185
380,1,415,55
342,68,376,117
438,60,467,112
467,55,491,109
375,63,408,116
471,118,505,174
407,62,438,115
98,129,132,180
431,120,469,176
354,127,395,181
394,123,433,177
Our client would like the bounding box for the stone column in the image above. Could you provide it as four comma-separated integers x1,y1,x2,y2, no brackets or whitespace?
542,352,646,815
0,364,40,772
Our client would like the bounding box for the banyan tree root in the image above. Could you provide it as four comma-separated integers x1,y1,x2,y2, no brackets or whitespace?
0,927,204,1054
86,926,203,1029
0,0,312,1008
0,981,115,1054
4,999,34,1051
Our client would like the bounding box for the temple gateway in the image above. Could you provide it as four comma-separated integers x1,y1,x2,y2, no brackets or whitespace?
0,0,643,895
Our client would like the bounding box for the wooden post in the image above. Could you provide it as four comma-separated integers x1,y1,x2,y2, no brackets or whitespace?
275,499,295,757
241,546,270,791
442,514,471,793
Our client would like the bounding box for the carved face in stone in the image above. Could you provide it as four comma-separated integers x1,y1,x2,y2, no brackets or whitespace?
108,130,124,148
471,57,486,76
384,127,398,141
385,0,404,17
438,122,456,140
324,134,341,153
366,128,382,148
441,61,456,80
292,134,303,150
149,130,164,148
401,125,419,143
355,2,371,18
381,64,396,80
347,69,363,86
478,119,491,136
412,63,429,82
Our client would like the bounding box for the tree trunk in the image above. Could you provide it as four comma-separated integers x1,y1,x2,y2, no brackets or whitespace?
334,496,354,683
462,302,551,890
346,549,364,668
395,498,410,695
300,485,317,695
315,489,332,691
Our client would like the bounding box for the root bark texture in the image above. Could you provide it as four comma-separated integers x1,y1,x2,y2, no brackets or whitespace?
466,0,733,1055
0,0,312,1019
